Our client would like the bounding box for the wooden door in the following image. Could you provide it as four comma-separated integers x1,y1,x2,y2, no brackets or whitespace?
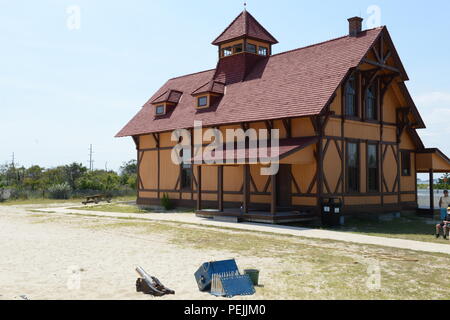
276,164,292,207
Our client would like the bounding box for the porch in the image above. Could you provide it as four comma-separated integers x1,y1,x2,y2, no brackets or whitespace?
196,208,318,224
193,137,319,224
416,149,450,214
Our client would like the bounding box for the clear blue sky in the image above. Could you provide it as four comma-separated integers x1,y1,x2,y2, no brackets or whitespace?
1,0,449,172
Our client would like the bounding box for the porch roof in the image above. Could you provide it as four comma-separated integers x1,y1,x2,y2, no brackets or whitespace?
416,148,450,173
192,136,318,163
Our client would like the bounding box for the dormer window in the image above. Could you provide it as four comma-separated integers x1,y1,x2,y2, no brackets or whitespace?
197,96,208,108
192,81,225,110
258,46,268,56
150,89,182,116
222,47,232,57
246,43,257,54
234,43,243,54
155,104,166,115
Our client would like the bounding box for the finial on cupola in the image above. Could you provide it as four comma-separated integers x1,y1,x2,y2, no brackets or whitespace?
244,2,247,11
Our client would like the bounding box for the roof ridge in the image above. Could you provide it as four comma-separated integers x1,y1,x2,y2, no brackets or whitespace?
168,27,384,83
270,26,384,59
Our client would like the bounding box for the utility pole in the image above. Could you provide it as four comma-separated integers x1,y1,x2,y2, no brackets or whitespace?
11,152,15,168
88,144,94,171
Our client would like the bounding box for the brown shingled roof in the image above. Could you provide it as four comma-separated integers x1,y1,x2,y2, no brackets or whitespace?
116,27,386,138
191,81,225,96
212,10,278,45
151,89,183,104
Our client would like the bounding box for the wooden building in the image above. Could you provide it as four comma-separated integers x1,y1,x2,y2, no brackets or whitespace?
116,11,450,223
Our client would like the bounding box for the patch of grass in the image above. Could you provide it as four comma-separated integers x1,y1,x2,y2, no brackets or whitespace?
315,214,448,244
88,218,450,300
0,198,82,206
23,210,450,299
73,204,150,214
72,203,195,214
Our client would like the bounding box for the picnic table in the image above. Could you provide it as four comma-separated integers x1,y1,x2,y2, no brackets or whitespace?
82,194,112,205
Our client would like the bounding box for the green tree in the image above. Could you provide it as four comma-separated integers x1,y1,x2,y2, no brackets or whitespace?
436,173,450,190
23,165,44,190
119,160,137,190
75,170,120,192
64,163,87,189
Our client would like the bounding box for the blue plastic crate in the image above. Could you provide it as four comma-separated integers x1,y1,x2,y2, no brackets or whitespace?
194,259,239,291
211,274,255,298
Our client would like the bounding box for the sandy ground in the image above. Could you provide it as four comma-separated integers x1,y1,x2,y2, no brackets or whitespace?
0,205,277,300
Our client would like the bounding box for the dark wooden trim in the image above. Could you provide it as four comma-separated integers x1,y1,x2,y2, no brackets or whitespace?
156,133,160,199
329,114,397,127
323,135,397,145
263,176,271,193
243,164,250,213
429,169,434,211
137,150,145,190
307,171,317,195
249,172,258,193
218,165,223,211
132,136,139,149
196,166,202,211
282,118,292,138
271,173,276,215
291,171,301,194
175,167,181,192
361,58,400,74
139,146,173,152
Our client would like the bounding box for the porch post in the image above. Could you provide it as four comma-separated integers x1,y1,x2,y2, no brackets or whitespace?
243,164,250,213
197,165,202,211
271,173,277,215
429,169,434,213
218,165,223,212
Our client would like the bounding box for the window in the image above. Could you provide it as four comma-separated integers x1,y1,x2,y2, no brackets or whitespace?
365,82,378,120
155,104,165,115
197,96,208,108
258,46,268,56
346,142,359,193
222,47,232,57
181,164,192,190
401,151,411,176
233,44,243,54
345,75,358,117
367,144,379,192
246,43,257,54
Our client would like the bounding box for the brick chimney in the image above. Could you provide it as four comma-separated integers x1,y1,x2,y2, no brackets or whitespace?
348,17,363,37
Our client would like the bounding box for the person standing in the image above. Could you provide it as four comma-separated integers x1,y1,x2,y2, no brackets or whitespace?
438,190,450,220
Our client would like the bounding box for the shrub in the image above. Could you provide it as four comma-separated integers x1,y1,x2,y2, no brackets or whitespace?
48,183,71,199
161,193,173,210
